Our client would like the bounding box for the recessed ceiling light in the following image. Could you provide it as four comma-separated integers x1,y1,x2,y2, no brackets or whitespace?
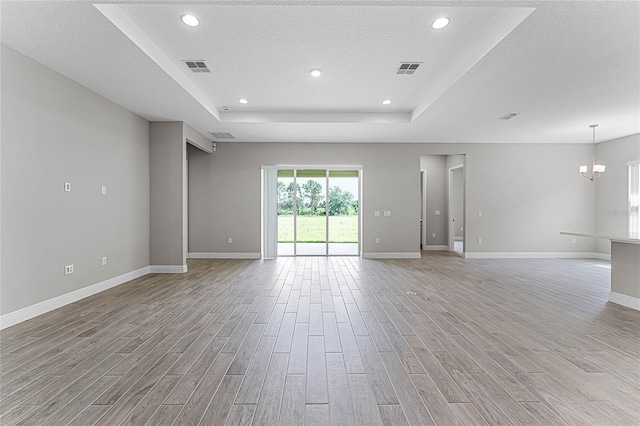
238,98,249,104
181,14,200,27
310,68,323,77
432,17,450,29
382,100,392,105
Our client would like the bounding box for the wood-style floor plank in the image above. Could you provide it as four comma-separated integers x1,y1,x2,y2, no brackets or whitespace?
378,352,435,425
279,374,306,425
234,336,276,405
199,374,244,425
172,352,235,425
146,405,182,426
225,404,255,426
348,374,384,426
355,336,400,405
305,336,329,404
305,403,330,426
326,353,356,425
287,323,309,375
0,255,637,426
378,404,409,426
118,374,181,426
253,353,289,425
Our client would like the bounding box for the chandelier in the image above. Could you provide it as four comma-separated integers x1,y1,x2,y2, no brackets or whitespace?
580,124,605,181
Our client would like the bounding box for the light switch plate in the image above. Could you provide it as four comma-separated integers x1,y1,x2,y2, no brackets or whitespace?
435,210,440,216
383,211,391,217
101,186,107,195
64,182,71,192
374,211,380,217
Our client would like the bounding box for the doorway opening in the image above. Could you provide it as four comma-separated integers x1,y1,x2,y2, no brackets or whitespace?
448,165,465,255
419,155,465,255
276,169,360,256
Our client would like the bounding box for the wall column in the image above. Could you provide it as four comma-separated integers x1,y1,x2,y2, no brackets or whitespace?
150,122,187,272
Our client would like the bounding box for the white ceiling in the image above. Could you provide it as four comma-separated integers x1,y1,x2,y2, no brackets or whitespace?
1,0,639,144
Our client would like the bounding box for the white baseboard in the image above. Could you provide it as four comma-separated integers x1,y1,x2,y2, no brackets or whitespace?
609,292,640,311
422,245,449,251
0,266,151,330
188,252,262,259
149,265,188,273
362,252,421,259
463,252,608,259
592,252,611,261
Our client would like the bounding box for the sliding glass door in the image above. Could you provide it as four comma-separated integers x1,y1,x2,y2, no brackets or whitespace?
277,170,296,256
328,171,359,255
276,169,359,256
295,170,328,255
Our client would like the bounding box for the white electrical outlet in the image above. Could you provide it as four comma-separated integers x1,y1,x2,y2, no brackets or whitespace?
374,211,380,217
572,238,577,244
102,257,107,266
478,210,483,217
101,186,107,195
375,238,380,244
383,210,391,217
435,210,440,216
64,182,71,192
65,264,74,275
477,237,482,244
432,233,436,238
228,237,233,244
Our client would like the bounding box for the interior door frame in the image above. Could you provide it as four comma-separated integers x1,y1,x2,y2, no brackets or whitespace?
448,164,464,253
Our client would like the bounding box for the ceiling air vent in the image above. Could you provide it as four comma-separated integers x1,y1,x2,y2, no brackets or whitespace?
397,62,422,75
183,60,211,73
209,132,236,140
497,113,520,120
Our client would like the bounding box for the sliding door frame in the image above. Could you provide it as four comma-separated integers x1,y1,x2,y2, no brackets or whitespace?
262,165,363,257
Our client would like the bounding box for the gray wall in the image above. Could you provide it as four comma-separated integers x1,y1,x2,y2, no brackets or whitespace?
150,122,187,267
149,122,212,267
419,156,446,247
466,144,594,253
188,142,596,256
595,133,640,254
1,45,150,315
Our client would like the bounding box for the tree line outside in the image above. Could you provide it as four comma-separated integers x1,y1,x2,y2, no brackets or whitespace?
277,179,359,244
277,180,358,216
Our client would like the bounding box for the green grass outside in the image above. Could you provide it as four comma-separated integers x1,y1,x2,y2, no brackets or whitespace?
278,215,358,243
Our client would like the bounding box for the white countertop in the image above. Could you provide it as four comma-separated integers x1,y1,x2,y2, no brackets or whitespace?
560,232,640,245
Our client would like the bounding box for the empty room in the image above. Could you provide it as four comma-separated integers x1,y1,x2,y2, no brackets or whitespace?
1,1,639,425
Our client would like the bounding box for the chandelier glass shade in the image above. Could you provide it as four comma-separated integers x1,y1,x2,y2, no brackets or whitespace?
580,124,605,182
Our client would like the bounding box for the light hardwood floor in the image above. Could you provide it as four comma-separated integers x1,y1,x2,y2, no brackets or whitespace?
1,253,639,425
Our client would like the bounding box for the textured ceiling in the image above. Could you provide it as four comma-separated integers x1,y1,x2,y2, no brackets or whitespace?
1,0,639,144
